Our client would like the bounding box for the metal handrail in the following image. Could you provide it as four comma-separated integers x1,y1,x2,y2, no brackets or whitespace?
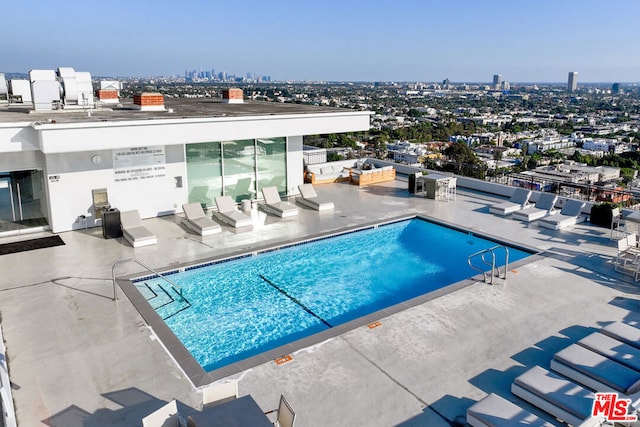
111,258,183,301
467,245,510,285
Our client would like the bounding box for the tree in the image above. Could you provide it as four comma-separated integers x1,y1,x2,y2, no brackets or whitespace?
444,142,479,165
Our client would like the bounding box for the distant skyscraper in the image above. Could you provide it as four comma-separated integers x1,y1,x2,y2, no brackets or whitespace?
493,74,502,89
612,83,621,94
568,71,578,93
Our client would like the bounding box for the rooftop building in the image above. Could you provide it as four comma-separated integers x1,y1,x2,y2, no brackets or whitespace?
0,67,370,236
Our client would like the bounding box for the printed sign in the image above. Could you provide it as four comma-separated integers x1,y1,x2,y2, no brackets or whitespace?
592,392,638,422
113,146,166,182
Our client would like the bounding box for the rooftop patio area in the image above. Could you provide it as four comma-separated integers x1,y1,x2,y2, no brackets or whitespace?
1,179,638,426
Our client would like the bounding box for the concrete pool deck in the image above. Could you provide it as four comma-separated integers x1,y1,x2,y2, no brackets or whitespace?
1,180,638,426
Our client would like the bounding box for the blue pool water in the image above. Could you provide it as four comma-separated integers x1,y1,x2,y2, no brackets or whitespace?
136,219,532,371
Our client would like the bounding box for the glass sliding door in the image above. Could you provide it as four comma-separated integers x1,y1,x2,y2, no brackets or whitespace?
186,142,222,207
256,137,287,195
222,139,256,202
0,170,48,235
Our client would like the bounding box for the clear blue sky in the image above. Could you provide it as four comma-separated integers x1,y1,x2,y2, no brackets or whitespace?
3,0,640,82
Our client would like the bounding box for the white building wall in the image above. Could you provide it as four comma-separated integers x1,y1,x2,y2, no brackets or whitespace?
0,151,45,172
44,145,187,232
34,112,370,154
0,123,40,152
286,136,304,195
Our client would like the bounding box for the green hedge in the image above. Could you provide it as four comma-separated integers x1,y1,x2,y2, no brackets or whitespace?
590,203,615,227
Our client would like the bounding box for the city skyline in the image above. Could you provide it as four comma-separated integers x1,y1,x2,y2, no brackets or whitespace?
3,0,640,83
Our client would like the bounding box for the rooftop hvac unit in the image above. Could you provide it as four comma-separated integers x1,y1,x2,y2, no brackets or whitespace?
74,71,94,106
0,74,7,102
29,69,56,83
29,69,62,111
31,82,62,112
8,80,31,103
57,67,94,107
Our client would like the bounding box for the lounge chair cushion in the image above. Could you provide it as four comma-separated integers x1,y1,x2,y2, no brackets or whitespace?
513,366,594,420
183,202,206,219
298,183,318,199
466,393,554,427
182,203,221,235
120,210,157,247
554,344,640,394
559,199,586,217
578,331,640,372
261,186,298,217
601,322,640,349
213,196,252,228
297,184,335,211
489,188,532,216
539,199,586,229
512,193,557,222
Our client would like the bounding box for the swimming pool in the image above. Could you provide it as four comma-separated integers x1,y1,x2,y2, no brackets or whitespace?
131,217,534,376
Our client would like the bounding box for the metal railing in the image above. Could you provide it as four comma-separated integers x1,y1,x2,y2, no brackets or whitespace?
111,258,183,301
487,172,639,208
467,245,510,285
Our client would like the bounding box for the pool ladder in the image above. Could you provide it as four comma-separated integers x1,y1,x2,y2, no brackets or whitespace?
467,245,510,285
111,257,184,301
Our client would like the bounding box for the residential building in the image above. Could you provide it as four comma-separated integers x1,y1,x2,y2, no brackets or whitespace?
492,74,502,90
568,71,578,93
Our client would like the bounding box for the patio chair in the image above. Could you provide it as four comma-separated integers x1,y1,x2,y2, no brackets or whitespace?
141,399,179,427
182,203,222,236
577,331,640,372
466,393,554,427
601,321,640,350
611,207,629,240
120,210,157,248
512,193,558,222
550,343,640,408
202,380,238,408
213,196,253,228
488,188,532,216
260,186,298,218
614,234,640,280
296,184,334,211
264,394,296,427
538,199,586,230
511,366,604,427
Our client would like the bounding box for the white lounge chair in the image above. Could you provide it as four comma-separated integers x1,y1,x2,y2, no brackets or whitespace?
511,366,604,427
260,186,298,218
120,210,157,248
467,393,554,427
512,193,558,222
539,199,586,230
202,380,238,408
142,400,179,427
489,188,532,216
601,321,640,350
577,331,640,372
296,184,334,211
182,203,222,236
213,196,253,228
550,343,640,408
